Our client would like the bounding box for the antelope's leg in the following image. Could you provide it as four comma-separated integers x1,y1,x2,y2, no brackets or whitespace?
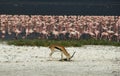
49,51,54,60
61,52,63,60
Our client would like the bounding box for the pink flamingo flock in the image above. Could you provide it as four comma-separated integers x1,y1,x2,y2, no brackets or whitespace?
0,15,120,42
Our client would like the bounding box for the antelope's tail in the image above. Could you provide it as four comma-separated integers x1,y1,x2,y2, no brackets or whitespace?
70,51,76,59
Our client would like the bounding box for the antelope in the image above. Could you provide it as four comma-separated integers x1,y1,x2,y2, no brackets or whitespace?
49,44,75,61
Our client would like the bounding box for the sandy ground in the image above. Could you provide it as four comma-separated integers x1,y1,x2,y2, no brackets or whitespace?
0,43,120,76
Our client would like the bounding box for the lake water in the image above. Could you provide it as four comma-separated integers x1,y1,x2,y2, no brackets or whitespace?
0,1,120,15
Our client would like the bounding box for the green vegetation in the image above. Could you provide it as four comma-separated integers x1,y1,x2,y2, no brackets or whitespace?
5,39,120,47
